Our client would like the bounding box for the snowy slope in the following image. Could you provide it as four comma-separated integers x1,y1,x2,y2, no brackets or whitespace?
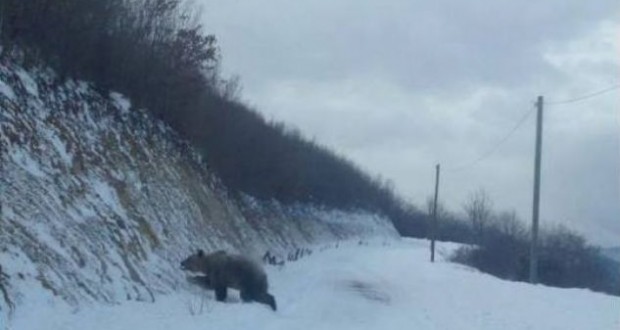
10,239,619,330
0,58,398,326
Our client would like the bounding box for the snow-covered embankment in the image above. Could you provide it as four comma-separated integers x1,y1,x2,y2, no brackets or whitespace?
0,59,398,327
10,239,620,330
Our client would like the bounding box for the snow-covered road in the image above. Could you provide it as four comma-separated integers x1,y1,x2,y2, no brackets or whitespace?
10,239,620,330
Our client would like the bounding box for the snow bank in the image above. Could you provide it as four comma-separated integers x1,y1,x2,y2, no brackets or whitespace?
9,239,619,330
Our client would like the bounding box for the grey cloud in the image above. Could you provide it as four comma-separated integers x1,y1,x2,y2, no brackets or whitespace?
202,0,618,91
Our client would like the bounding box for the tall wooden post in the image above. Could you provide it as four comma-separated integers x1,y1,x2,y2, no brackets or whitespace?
431,164,440,262
529,96,544,283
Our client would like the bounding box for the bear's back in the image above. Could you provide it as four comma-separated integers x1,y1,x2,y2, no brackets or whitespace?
219,253,268,292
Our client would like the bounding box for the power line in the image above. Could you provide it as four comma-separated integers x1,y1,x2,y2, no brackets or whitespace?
443,83,620,172
547,84,620,105
446,105,536,172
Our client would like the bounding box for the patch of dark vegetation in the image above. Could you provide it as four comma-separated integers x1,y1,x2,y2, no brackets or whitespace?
440,190,620,297
261,247,313,266
0,265,14,314
286,248,313,262
262,251,285,266
452,226,620,296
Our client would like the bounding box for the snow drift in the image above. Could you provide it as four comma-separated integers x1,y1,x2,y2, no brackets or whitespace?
8,239,620,330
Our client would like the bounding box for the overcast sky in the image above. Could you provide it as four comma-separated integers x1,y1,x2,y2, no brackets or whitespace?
197,0,620,247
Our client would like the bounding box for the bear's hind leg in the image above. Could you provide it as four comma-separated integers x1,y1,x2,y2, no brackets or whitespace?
240,289,252,302
265,293,277,311
215,285,228,302
256,293,277,311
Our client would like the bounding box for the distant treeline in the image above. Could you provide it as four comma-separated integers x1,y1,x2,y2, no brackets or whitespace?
433,190,620,296
0,0,427,235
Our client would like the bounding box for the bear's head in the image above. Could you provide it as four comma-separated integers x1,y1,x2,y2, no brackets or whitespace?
180,249,208,273
180,249,227,273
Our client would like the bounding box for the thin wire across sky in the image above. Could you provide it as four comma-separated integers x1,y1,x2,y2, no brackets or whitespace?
444,83,620,172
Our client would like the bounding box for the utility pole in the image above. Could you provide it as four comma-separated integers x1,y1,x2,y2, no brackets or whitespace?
529,96,544,284
431,164,440,263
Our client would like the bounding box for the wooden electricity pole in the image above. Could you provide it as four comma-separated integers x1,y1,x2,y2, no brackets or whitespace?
431,164,440,263
529,96,544,284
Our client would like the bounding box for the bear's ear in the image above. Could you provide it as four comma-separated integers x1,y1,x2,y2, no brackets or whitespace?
197,249,204,257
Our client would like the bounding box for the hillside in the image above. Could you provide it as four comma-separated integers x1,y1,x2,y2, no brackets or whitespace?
0,0,428,239
603,247,620,263
0,59,398,327
9,239,620,330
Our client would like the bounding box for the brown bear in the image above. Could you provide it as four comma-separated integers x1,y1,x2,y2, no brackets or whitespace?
181,250,277,311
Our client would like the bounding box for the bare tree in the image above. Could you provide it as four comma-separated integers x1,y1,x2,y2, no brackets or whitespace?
426,195,447,221
493,209,526,239
463,189,493,243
